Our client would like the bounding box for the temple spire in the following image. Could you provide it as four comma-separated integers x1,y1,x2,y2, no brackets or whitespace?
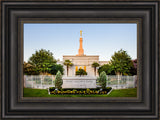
76,30,84,56
80,30,82,37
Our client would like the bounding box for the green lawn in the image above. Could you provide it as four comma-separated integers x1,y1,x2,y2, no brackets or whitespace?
106,88,137,97
23,88,137,97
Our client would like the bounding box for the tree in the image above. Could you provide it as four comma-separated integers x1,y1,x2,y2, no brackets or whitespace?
129,59,137,75
76,68,87,76
98,71,107,89
23,62,39,75
49,64,64,75
98,64,115,75
55,71,63,89
110,49,133,75
28,49,56,74
92,62,100,76
63,60,73,76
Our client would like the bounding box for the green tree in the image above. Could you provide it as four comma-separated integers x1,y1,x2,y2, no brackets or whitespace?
76,68,87,76
63,60,73,76
55,71,63,89
28,49,56,74
92,62,100,76
49,64,64,75
129,59,137,75
110,49,133,75
23,62,39,75
98,64,115,75
99,71,107,89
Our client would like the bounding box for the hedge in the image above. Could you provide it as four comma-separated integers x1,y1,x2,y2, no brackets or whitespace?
49,87,112,95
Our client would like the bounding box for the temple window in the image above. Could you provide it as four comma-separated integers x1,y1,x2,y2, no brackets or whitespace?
84,66,86,71
75,66,78,71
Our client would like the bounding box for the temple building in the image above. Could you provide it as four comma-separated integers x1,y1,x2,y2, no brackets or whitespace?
60,30,108,77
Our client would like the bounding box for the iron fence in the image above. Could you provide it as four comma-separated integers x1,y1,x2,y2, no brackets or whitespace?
106,75,137,89
24,75,55,89
24,75,137,89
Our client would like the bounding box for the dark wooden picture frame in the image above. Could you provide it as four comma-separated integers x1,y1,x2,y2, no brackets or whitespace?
1,0,159,119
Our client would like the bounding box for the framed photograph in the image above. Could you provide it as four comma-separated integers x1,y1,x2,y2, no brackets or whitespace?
23,23,137,98
1,0,159,119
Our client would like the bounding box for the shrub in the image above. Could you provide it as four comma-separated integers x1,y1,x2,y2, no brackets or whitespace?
49,87,112,95
49,87,55,92
55,71,63,89
95,91,99,94
49,64,64,75
76,68,87,76
99,71,107,89
49,87,55,90
98,64,115,75
86,88,90,94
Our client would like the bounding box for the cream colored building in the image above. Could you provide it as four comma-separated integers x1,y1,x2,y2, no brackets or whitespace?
61,30,108,77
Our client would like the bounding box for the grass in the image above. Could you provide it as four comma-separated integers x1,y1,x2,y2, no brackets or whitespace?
106,88,137,97
23,88,137,97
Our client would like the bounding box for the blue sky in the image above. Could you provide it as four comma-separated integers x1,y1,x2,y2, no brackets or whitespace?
24,23,137,62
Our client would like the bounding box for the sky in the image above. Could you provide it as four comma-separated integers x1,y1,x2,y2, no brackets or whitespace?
24,23,137,62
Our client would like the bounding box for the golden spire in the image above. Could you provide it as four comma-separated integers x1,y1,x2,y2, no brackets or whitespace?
80,30,82,37
76,30,85,56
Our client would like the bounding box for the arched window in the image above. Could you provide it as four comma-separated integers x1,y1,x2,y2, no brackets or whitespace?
84,66,86,71
75,66,78,71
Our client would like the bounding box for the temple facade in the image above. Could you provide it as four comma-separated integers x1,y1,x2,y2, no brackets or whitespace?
59,30,108,77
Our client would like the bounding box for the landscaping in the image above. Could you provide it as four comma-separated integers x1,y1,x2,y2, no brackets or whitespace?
49,87,112,95
23,87,137,97
23,49,137,97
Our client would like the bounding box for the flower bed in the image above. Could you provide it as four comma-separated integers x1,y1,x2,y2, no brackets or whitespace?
49,87,112,95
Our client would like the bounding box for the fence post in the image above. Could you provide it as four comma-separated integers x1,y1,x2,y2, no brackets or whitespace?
133,75,136,88
31,75,33,88
127,76,129,88
118,75,120,89
41,75,42,89
24,75,26,88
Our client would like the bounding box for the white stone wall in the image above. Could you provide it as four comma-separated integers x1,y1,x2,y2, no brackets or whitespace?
62,76,97,88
